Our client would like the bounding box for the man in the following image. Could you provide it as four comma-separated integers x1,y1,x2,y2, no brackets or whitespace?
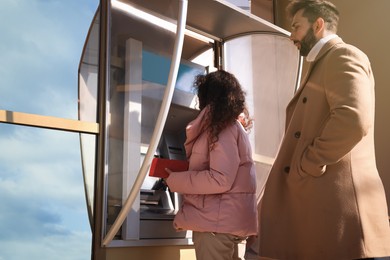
258,1,390,259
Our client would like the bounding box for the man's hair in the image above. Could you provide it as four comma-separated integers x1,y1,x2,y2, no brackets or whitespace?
287,0,339,32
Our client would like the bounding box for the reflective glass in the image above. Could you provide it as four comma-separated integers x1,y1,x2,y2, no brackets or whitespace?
79,10,100,225
105,0,206,242
224,34,300,200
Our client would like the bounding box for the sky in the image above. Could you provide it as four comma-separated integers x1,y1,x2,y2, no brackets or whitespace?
0,0,99,259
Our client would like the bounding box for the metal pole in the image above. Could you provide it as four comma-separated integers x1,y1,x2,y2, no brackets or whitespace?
92,0,110,258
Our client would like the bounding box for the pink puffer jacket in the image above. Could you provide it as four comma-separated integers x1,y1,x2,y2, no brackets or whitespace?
166,107,258,237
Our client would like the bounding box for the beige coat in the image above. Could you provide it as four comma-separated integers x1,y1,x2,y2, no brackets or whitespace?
259,37,390,259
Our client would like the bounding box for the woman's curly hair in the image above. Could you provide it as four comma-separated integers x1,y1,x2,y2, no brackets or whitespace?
194,70,251,149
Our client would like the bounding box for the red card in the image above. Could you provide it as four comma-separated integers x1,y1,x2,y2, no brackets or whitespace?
149,158,189,178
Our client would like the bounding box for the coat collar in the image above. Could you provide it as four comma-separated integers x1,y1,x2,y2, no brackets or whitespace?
312,36,344,63
285,36,344,120
306,34,338,62
294,36,344,96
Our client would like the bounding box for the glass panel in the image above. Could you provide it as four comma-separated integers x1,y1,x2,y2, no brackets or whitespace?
79,10,100,226
79,10,99,124
79,133,96,226
106,0,206,242
0,124,91,260
224,34,300,201
191,48,216,72
224,35,299,255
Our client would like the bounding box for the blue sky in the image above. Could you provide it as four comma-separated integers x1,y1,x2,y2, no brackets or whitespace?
0,0,98,118
0,0,98,259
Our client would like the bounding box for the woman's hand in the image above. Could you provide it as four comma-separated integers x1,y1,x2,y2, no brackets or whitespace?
165,168,173,175
163,168,172,186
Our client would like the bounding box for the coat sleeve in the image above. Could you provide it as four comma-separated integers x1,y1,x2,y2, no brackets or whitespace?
166,126,240,194
300,46,374,177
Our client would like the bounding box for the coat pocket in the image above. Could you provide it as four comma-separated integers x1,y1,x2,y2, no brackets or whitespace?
295,138,326,178
290,137,318,178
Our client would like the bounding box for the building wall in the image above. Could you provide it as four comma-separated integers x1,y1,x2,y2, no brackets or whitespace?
274,0,390,212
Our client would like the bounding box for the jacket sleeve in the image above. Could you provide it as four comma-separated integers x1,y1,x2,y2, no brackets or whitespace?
300,46,374,177
166,126,240,194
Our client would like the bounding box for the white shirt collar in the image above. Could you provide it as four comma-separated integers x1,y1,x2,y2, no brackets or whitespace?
306,34,338,62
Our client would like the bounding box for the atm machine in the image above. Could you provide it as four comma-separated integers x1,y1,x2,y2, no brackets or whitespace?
105,41,205,242
78,0,301,259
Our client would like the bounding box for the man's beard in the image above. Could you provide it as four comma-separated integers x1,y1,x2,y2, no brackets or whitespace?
299,27,317,57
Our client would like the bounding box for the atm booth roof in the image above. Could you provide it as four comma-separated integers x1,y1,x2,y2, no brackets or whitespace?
113,0,291,60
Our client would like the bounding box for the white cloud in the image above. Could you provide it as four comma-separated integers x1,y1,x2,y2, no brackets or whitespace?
0,125,91,259
0,232,91,260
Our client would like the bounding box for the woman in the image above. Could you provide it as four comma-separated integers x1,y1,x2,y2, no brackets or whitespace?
165,70,257,260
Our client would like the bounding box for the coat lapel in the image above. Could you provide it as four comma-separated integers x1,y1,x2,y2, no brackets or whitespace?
285,37,344,124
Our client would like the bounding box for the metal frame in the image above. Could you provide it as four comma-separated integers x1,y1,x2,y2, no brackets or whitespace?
0,110,98,134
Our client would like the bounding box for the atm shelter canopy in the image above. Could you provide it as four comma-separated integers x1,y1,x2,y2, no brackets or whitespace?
110,0,292,60
79,0,300,249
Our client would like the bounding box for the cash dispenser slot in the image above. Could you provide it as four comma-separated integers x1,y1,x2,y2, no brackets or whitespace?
140,188,186,239
140,189,175,219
